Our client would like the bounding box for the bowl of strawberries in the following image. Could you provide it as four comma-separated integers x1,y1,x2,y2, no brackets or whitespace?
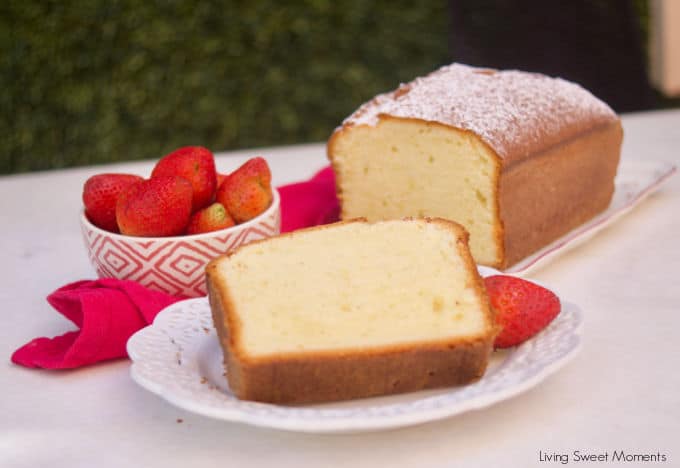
80,146,280,297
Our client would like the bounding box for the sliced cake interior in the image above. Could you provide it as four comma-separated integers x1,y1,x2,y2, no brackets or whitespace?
207,218,497,403
329,118,502,267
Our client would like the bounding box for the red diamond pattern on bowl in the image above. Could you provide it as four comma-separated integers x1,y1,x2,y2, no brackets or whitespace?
81,189,281,297
134,270,189,296
154,242,221,288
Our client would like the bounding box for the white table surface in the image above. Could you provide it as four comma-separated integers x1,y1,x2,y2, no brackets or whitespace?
2,109,679,468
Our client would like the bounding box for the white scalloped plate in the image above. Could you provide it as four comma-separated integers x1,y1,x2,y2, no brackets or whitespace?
127,268,583,433
507,159,676,275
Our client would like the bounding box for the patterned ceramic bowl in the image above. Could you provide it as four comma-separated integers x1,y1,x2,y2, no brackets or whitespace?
80,189,280,297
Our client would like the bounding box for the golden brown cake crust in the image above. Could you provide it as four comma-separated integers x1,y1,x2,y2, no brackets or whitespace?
206,218,497,404
223,336,494,404
337,63,619,166
498,120,623,268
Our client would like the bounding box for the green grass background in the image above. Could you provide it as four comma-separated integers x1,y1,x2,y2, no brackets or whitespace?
1,1,449,174
1,1,676,174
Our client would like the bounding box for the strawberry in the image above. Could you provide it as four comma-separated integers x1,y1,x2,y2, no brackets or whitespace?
151,146,217,212
216,172,229,188
116,176,193,237
186,202,236,234
216,157,272,223
83,173,143,232
484,275,561,348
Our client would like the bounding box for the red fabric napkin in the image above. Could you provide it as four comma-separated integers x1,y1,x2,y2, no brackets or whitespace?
12,165,339,370
11,279,183,369
278,166,339,233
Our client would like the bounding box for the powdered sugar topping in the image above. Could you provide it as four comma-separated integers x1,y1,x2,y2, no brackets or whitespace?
345,63,618,161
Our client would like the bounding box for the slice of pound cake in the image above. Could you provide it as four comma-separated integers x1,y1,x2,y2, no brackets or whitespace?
206,218,497,404
327,63,623,269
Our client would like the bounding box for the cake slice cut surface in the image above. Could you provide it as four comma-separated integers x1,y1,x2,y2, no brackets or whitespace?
206,218,497,404
331,119,502,266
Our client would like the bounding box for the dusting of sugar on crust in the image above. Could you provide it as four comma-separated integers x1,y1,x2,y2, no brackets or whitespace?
343,63,618,163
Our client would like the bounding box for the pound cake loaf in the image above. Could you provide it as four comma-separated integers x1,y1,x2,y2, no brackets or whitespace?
206,218,497,404
327,63,623,269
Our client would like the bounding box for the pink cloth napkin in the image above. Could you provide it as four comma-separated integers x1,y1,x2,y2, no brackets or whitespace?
278,166,339,232
12,166,339,370
11,279,183,369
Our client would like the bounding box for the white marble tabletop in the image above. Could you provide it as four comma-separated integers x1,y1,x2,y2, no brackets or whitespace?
2,109,679,468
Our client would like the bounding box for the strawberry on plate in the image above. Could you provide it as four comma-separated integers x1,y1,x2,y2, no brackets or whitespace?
151,146,217,212
216,157,273,223
83,173,144,232
186,202,235,234
116,176,193,237
484,275,561,348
